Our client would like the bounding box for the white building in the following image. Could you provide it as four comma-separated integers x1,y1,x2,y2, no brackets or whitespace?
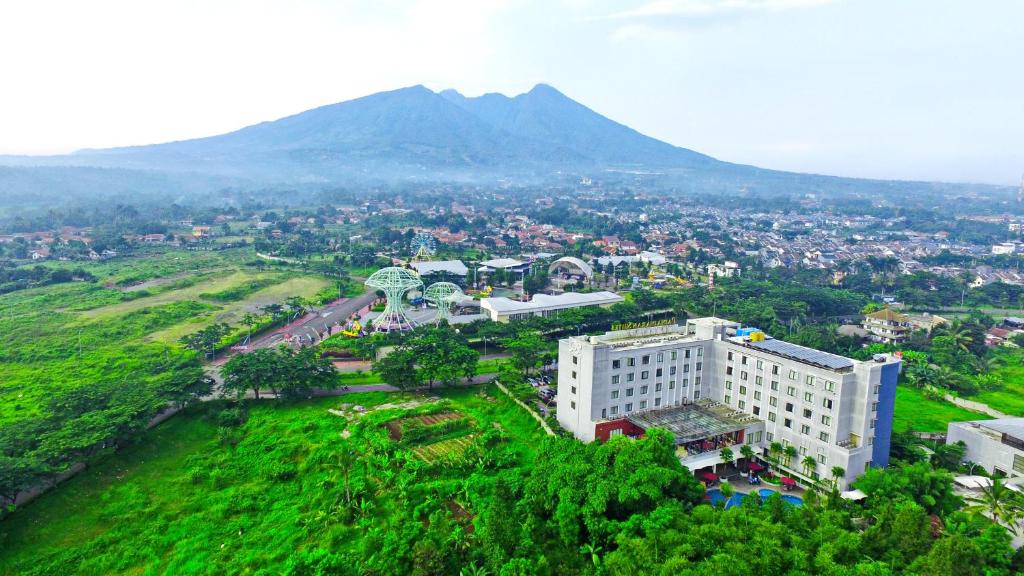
410,260,469,278
947,418,1024,478
992,242,1019,255
556,318,901,489
708,261,741,278
480,291,623,322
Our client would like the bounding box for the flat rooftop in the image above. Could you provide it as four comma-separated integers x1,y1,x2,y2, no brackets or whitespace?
482,291,623,313
628,402,752,444
410,260,468,276
729,336,854,371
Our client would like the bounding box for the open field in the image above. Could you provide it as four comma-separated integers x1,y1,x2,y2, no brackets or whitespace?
893,386,991,433
0,385,546,575
973,349,1024,416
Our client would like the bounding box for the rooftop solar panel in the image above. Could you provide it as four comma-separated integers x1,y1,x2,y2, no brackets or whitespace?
743,337,854,370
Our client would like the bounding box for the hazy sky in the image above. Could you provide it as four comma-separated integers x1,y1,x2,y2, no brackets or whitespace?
2,0,1022,184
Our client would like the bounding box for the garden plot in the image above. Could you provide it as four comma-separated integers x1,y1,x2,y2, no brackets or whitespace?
385,411,463,440
412,435,477,463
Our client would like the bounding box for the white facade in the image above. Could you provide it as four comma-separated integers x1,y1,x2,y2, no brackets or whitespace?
948,418,1024,478
556,318,901,489
480,291,623,322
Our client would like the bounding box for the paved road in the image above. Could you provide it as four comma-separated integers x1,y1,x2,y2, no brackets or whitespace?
248,289,377,349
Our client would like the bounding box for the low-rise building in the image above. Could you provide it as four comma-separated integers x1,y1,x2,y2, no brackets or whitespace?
947,418,1024,478
863,308,911,344
480,291,623,322
556,318,901,489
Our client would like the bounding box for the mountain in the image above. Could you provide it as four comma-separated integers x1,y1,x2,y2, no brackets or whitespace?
4,84,727,183
0,84,1010,199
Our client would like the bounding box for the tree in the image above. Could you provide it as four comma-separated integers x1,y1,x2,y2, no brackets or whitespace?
831,466,846,490
964,477,1022,535
783,445,798,468
802,455,817,478
179,323,231,358
503,330,545,375
221,348,279,399
719,447,734,475
769,442,783,465
739,444,755,473
372,347,422,391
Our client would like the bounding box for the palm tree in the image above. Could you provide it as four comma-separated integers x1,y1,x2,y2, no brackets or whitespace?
460,564,489,576
784,445,798,469
965,477,1022,535
769,442,784,465
719,447,735,476
580,541,602,568
740,444,755,474
949,321,974,353
801,455,817,478
830,466,846,491
719,481,735,508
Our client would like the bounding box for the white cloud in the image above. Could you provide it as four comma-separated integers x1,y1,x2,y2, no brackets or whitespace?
609,0,836,20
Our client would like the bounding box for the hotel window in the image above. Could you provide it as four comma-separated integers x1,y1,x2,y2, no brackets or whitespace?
669,380,676,389
821,415,831,426
805,375,815,386
873,384,881,395
803,408,812,418
571,371,577,379
627,373,635,382
772,365,779,375
571,401,576,409
754,391,762,401
571,386,577,394
753,406,760,416
612,375,620,385
771,381,779,391
739,385,747,395
654,397,662,407
817,453,827,464
741,355,748,365
641,371,649,380
754,431,763,443
686,348,692,359
640,385,649,394
612,359,621,369
767,432,774,441
740,371,748,381
681,378,688,387
601,408,607,418
787,386,796,397
625,403,633,412
768,411,776,422
824,380,836,392
769,397,778,407
870,419,877,429
726,380,733,390
756,359,763,369
655,382,662,392
725,395,732,404
726,366,733,375
819,432,830,443
823,398,833,410
656,368,663,378
755,376,763,386
727,351,734,361
642,355,650,365
872,401,879,412
627,358,636,367
697,348,703,357
572,356,578,365
738,400,746,410
639,400,647,409
804,392,813,403
682,365,690,374
789,370,798,380
694,390,701,399
671,350,677,360
610,405,619,415
800,424,810,435
670,366,677,375
784,418,793,428
611,390,620,399
657,352,664,363
785,402,794,413
695,362,702,371
695,376,701,386
626,388,634,397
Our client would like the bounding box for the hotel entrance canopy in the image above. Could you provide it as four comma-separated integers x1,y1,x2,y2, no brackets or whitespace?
627,403,752,445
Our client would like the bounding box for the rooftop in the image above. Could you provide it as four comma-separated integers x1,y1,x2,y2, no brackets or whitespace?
410,260,468,276
627,402,752,444
730,336,855,371
480,258,527,269
481,290,623,313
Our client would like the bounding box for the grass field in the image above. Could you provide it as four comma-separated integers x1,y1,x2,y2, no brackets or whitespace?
0,385,545,575
893,386,990,433
975,350,1024,416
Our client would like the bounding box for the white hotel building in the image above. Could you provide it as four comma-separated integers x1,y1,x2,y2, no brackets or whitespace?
556,317,901,489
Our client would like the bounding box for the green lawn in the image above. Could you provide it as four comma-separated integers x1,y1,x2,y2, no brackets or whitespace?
975,350,1024,416
336,358,509,386
0,385,545,575
893,386,990,433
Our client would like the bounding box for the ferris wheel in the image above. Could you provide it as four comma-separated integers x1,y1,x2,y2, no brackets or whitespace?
411,232,436,261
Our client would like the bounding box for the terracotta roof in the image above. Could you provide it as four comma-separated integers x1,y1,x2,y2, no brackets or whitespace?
865,308,908,322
